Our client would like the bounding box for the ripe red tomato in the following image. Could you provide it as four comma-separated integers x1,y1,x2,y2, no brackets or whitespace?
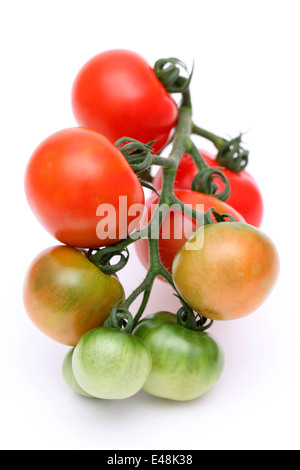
25,128,145,248
135,189,245,274
72,50,179,153
152,150,264,227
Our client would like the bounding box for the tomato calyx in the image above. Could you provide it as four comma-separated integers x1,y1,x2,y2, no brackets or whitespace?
88,246,130,275
115,137,154,173
115,137,175,194
191,166,231,202
216,134,249,173
154,57,194,94
104,301,134,334
182,142,232,202
192,124,250,173
176,297,214,333
204,208,236,226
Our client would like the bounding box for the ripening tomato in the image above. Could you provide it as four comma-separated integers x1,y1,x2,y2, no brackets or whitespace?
23,246,125,346
72,327,152,400
152,150,264,227
72,50,179,153
172,223,280,321
135,189,245,274
25,128,145,248
134,312,224,401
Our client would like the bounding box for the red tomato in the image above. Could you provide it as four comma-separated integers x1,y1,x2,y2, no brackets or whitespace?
152,150,264,227
135,189,245,274
25,128,145,248
72,50,178,153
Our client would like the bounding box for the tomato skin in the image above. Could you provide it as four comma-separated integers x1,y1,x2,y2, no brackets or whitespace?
72,50,178,153
134,313,224,401
62,349,94,398
23,246,125,346
25,127,145,248
153,150,264,227
135,189,245,274
72,327,152,400
136,311,177,334
173,222,280,321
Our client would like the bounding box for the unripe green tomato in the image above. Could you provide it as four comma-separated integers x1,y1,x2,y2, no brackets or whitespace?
135,312,224,402
62,349,94,398
72,327,152,400
136,311,177,332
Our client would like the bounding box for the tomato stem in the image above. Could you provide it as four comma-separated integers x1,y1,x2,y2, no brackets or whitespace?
191,123,249,173
120,90,205,326
191,123,226,149
102,71,233,331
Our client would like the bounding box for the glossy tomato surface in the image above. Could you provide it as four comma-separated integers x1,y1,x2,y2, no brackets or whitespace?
72,50,178,153
135,189,245,274
23,246,125,346
153,150,264,227
135,312,224,401
173,222,280,321
72,327,152,400
25,128,145,248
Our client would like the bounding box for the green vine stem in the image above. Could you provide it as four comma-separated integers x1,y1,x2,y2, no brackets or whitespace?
125,91,194,329
90,58,237,332
191,123,249,173
191,123,226,149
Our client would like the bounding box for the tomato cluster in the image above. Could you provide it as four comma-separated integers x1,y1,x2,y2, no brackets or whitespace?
24,50,280,402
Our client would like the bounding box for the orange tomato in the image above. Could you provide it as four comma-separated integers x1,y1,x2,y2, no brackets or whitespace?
172,222,280,321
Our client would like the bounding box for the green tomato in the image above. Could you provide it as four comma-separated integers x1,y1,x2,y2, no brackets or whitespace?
136,311,177,332
72,327,152,400
62,349,94,398
134,312,224,402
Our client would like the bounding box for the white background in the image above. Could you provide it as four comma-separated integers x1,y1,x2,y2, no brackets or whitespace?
1,0,299,451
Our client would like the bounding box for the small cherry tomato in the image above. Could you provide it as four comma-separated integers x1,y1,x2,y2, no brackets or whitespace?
135,189,245,274
23,246,125,346
25,127,145,248
72,50,178,153
153,150,264,227
172,222,280,321
135,312,224,401
62,349,94,398
72,327,152,400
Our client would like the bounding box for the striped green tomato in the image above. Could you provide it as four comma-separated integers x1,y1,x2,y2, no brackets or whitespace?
135,312,224,402
72,327,152,400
